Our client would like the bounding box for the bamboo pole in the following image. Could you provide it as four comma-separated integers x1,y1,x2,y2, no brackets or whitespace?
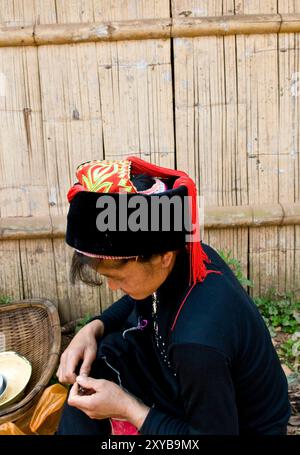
172,14,282,38
0,215,66,240
0,19,171,47
1,14,300,47
0,203,299,240
173,14,300,37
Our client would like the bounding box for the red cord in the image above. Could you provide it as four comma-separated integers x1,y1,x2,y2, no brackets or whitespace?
171,283,196,332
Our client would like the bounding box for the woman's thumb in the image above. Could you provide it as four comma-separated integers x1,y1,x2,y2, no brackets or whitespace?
79,363,90,377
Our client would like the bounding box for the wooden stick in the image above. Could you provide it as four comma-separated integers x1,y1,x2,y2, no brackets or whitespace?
1,14,300,47
0,203,299,240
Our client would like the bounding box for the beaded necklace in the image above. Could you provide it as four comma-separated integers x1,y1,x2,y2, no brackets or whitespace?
151,291,172,370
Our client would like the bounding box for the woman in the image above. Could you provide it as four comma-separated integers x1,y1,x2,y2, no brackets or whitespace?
57,157,290,435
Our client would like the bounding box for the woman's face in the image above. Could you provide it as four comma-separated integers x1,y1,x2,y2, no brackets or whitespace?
96,253,175,300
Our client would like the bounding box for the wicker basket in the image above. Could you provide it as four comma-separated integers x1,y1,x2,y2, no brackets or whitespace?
0,299,61,423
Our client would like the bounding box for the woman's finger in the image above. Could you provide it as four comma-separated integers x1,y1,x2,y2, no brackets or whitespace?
58,353,78,384
79,348,96,376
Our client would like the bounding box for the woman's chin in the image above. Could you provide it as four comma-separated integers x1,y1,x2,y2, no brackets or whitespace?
128,292,152,301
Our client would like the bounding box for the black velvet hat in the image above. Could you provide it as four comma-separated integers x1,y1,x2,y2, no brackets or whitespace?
66,156,209,284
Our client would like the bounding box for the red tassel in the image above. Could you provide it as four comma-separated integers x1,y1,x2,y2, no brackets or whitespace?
173,175,209,285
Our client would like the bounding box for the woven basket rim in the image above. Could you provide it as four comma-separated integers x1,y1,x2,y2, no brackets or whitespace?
0,298,61,422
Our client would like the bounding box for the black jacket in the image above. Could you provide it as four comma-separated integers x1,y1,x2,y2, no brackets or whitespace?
94,243,291,434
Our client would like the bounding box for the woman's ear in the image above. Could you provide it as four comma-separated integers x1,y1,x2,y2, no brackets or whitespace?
149,251,176,271
160,251,176,269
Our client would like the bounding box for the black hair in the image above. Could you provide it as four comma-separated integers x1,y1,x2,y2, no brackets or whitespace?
70,250,154,286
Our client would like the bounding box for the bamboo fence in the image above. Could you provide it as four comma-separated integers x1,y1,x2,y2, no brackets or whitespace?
0,1,299,322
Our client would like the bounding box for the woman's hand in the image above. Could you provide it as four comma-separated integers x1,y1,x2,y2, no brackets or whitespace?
56,319,104,384
68,375,150,429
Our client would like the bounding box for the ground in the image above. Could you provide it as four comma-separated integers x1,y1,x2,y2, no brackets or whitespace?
271,332,300,435
288,378,300,435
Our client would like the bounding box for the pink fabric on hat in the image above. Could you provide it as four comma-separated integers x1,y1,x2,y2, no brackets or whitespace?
138,178,167,195
75,249,138,260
